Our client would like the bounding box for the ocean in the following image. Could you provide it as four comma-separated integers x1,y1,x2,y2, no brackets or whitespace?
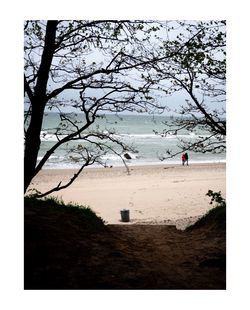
38,113,226,169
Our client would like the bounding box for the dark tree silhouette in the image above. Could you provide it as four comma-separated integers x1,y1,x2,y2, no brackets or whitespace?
148,20,226,159
24,20,184,196
24,20,226,197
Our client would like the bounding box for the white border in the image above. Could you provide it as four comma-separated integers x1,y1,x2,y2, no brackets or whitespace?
1,1,250,309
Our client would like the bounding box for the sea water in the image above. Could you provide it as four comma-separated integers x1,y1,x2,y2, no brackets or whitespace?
38,113,226,169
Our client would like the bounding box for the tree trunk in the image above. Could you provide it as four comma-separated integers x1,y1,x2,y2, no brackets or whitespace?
24,103,45,192
24,21,58,193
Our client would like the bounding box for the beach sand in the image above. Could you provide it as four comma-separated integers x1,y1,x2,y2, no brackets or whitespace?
29,162,226,229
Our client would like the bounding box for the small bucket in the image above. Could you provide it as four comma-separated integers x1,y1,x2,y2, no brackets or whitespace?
120,209,130,222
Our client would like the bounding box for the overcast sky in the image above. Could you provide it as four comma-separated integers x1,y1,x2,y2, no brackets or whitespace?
24,20,226,117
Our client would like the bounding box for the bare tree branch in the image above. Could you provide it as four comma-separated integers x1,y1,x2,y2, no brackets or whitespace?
33,150,96,198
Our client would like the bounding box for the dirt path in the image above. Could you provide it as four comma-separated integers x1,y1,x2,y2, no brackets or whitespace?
93,225,226,289
24,205,226,289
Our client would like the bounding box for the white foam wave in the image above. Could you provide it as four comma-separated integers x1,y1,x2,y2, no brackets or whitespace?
119,133,212,140
40,131,67,142
40,131,212,143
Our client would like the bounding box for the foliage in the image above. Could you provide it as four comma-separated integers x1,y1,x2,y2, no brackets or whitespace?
24,20,171,195
186,190,226,231
206,189,226,208
24,20,226,196
151,20,226,160
24,195,106,229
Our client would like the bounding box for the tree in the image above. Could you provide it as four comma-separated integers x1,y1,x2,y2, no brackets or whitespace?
149,20,226,159
24,20,226,197
24,20,182,196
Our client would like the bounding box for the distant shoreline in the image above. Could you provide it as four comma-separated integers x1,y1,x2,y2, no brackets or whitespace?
41,160,226,170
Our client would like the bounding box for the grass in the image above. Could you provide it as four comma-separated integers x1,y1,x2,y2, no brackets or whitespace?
24,195,105,232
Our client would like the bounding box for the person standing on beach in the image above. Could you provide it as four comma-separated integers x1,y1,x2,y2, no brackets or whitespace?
184,152,189,166
182,153,185,166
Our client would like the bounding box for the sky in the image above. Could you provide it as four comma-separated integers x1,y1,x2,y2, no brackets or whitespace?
24,20,226,116
1,1,250,310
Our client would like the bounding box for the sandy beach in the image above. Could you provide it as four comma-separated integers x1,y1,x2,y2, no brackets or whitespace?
25,162,226,289
29,162,226,228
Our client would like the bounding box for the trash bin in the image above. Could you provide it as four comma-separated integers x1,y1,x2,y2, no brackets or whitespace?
120,209,130,222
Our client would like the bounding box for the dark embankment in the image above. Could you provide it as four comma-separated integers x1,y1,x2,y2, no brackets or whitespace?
187,204,226,232
24,197,226,289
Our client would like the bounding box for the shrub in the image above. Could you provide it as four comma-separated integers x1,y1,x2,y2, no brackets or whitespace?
24,195,106,230
206,190,226,208
186,190,226,231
